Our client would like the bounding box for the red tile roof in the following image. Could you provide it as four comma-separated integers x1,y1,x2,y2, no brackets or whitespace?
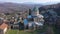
0,23,8,30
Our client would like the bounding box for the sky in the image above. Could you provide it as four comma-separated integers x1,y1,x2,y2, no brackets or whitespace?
0,0,60,4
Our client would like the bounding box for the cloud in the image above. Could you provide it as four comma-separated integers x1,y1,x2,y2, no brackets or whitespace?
0,0,60,3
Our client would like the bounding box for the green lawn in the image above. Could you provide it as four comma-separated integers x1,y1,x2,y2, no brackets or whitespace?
6,30,18,34
6,28,46,34
6,25,47,34
6,30,37,34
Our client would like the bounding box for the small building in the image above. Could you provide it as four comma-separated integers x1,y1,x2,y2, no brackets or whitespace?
0,23,8,34
12,24,19,29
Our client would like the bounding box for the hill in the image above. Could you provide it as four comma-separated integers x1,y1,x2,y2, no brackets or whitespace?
0,2,42,13
39,3,60,16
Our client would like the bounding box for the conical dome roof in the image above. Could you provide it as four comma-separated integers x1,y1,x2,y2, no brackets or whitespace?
32,7,39,12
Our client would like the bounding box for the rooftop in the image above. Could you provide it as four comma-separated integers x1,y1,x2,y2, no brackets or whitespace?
0,23,8,30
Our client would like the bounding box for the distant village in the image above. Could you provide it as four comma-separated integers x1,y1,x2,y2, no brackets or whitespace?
0,6,60,34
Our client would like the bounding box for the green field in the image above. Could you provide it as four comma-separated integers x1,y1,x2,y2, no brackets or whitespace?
6,25,49,34
6,30,36,34
6,29,46,34
6,30,18,34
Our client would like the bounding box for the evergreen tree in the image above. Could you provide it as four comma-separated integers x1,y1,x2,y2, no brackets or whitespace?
29,9,31,15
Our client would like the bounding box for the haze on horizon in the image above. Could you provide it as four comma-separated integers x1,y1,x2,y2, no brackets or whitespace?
0,0,60,4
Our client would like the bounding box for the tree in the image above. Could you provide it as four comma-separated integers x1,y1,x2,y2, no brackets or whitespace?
29,9,31,15
45,26,54,34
